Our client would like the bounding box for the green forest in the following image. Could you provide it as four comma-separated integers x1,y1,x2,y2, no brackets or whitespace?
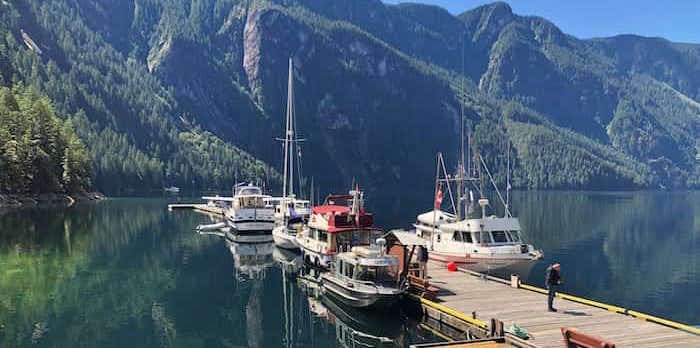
0,85,91,194
0,0,276,195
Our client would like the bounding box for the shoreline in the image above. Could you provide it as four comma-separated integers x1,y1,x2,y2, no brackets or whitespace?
0,192,105,208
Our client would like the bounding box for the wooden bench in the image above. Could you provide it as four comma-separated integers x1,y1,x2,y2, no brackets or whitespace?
561,327,615,348
408,274,440,301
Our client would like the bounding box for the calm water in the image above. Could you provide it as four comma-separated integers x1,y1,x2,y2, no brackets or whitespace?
0,191,698,347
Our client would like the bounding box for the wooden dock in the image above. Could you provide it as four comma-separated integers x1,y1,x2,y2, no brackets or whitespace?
420,261,700,348
167,203,225,217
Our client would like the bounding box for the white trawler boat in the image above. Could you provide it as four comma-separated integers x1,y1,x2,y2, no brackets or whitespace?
296,187,383,268
272,58,311,250
221,183,275,243
415,151,542,275
320,238,403,309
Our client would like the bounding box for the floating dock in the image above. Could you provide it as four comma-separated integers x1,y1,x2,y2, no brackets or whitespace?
416,261,700,348
167,203,225,217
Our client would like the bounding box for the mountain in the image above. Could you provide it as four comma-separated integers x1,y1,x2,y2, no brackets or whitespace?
1,0,699,202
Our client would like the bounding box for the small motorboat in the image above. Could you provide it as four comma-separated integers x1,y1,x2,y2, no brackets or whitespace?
320,238,404,309
195,221,226,231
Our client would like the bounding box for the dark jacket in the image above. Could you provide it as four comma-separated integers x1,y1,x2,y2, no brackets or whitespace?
418,246,428,262
545,266,561,287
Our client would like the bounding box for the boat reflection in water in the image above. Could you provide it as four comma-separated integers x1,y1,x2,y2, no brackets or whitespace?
227,238,275,281
274,248,316,348
297,274,403,347
226,237,274,348
273,246,304,277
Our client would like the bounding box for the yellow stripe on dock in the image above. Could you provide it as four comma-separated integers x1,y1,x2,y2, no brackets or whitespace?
419,323,455,342
410,294,488,330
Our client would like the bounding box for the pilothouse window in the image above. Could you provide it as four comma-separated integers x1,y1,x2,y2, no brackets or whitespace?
492,231,508,243
507,231,521,243
340,261,354,278
355,265,397,287
462,232,473,243
452,232,462,242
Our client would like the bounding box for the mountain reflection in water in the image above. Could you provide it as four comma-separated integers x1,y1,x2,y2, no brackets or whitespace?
0,192,698,347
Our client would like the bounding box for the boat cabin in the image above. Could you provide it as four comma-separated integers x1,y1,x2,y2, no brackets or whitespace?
234,195,267,209
269,197,311,217
298,189,384,267
235,185,262,196
306,204,381,253
333,246,399,287
441,216,524,246
226,185,269,209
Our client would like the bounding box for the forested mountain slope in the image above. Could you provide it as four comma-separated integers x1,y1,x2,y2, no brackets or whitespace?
1,0,698,199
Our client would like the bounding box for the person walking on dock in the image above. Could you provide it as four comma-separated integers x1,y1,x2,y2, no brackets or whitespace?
545,262,562,312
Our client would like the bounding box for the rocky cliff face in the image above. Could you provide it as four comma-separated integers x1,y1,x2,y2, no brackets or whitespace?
237,3,460,200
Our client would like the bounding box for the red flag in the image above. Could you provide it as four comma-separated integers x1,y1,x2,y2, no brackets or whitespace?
434,188,443,209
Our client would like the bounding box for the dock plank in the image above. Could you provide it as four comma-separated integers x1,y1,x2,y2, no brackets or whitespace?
423,262,700,348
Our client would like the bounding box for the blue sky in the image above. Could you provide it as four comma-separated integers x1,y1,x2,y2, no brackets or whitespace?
382,0,700,43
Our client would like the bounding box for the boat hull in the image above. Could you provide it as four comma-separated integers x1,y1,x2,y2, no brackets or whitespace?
428,251,538,277
321,274,401,309
299,246,333,268
272,226,299,250
227,218,274,234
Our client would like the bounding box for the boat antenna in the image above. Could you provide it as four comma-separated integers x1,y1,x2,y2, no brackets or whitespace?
506,138,511,217
432,153,440,251
309,176,314,206
437,153,457,214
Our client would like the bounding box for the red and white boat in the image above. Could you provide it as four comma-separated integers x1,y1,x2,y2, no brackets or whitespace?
414,153,542,276
296,188,383,268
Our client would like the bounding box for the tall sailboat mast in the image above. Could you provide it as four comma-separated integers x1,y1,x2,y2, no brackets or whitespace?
285,58,295,198
279,58,306,200
456,30,467,220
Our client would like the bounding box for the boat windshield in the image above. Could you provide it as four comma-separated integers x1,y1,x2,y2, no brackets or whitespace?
236,186,262,195
334,229,383,252
491,230,509,243
473,231,493,244
506,230,522,243
473,230,522,245
355,265,398,287
237,196,266,208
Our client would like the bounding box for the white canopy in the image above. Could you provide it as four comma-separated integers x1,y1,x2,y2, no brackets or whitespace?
416,209,456,226
441,216,522,233
385,230,427,247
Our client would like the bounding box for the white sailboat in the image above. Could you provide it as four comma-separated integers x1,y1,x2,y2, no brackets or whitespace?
272,58,311,250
